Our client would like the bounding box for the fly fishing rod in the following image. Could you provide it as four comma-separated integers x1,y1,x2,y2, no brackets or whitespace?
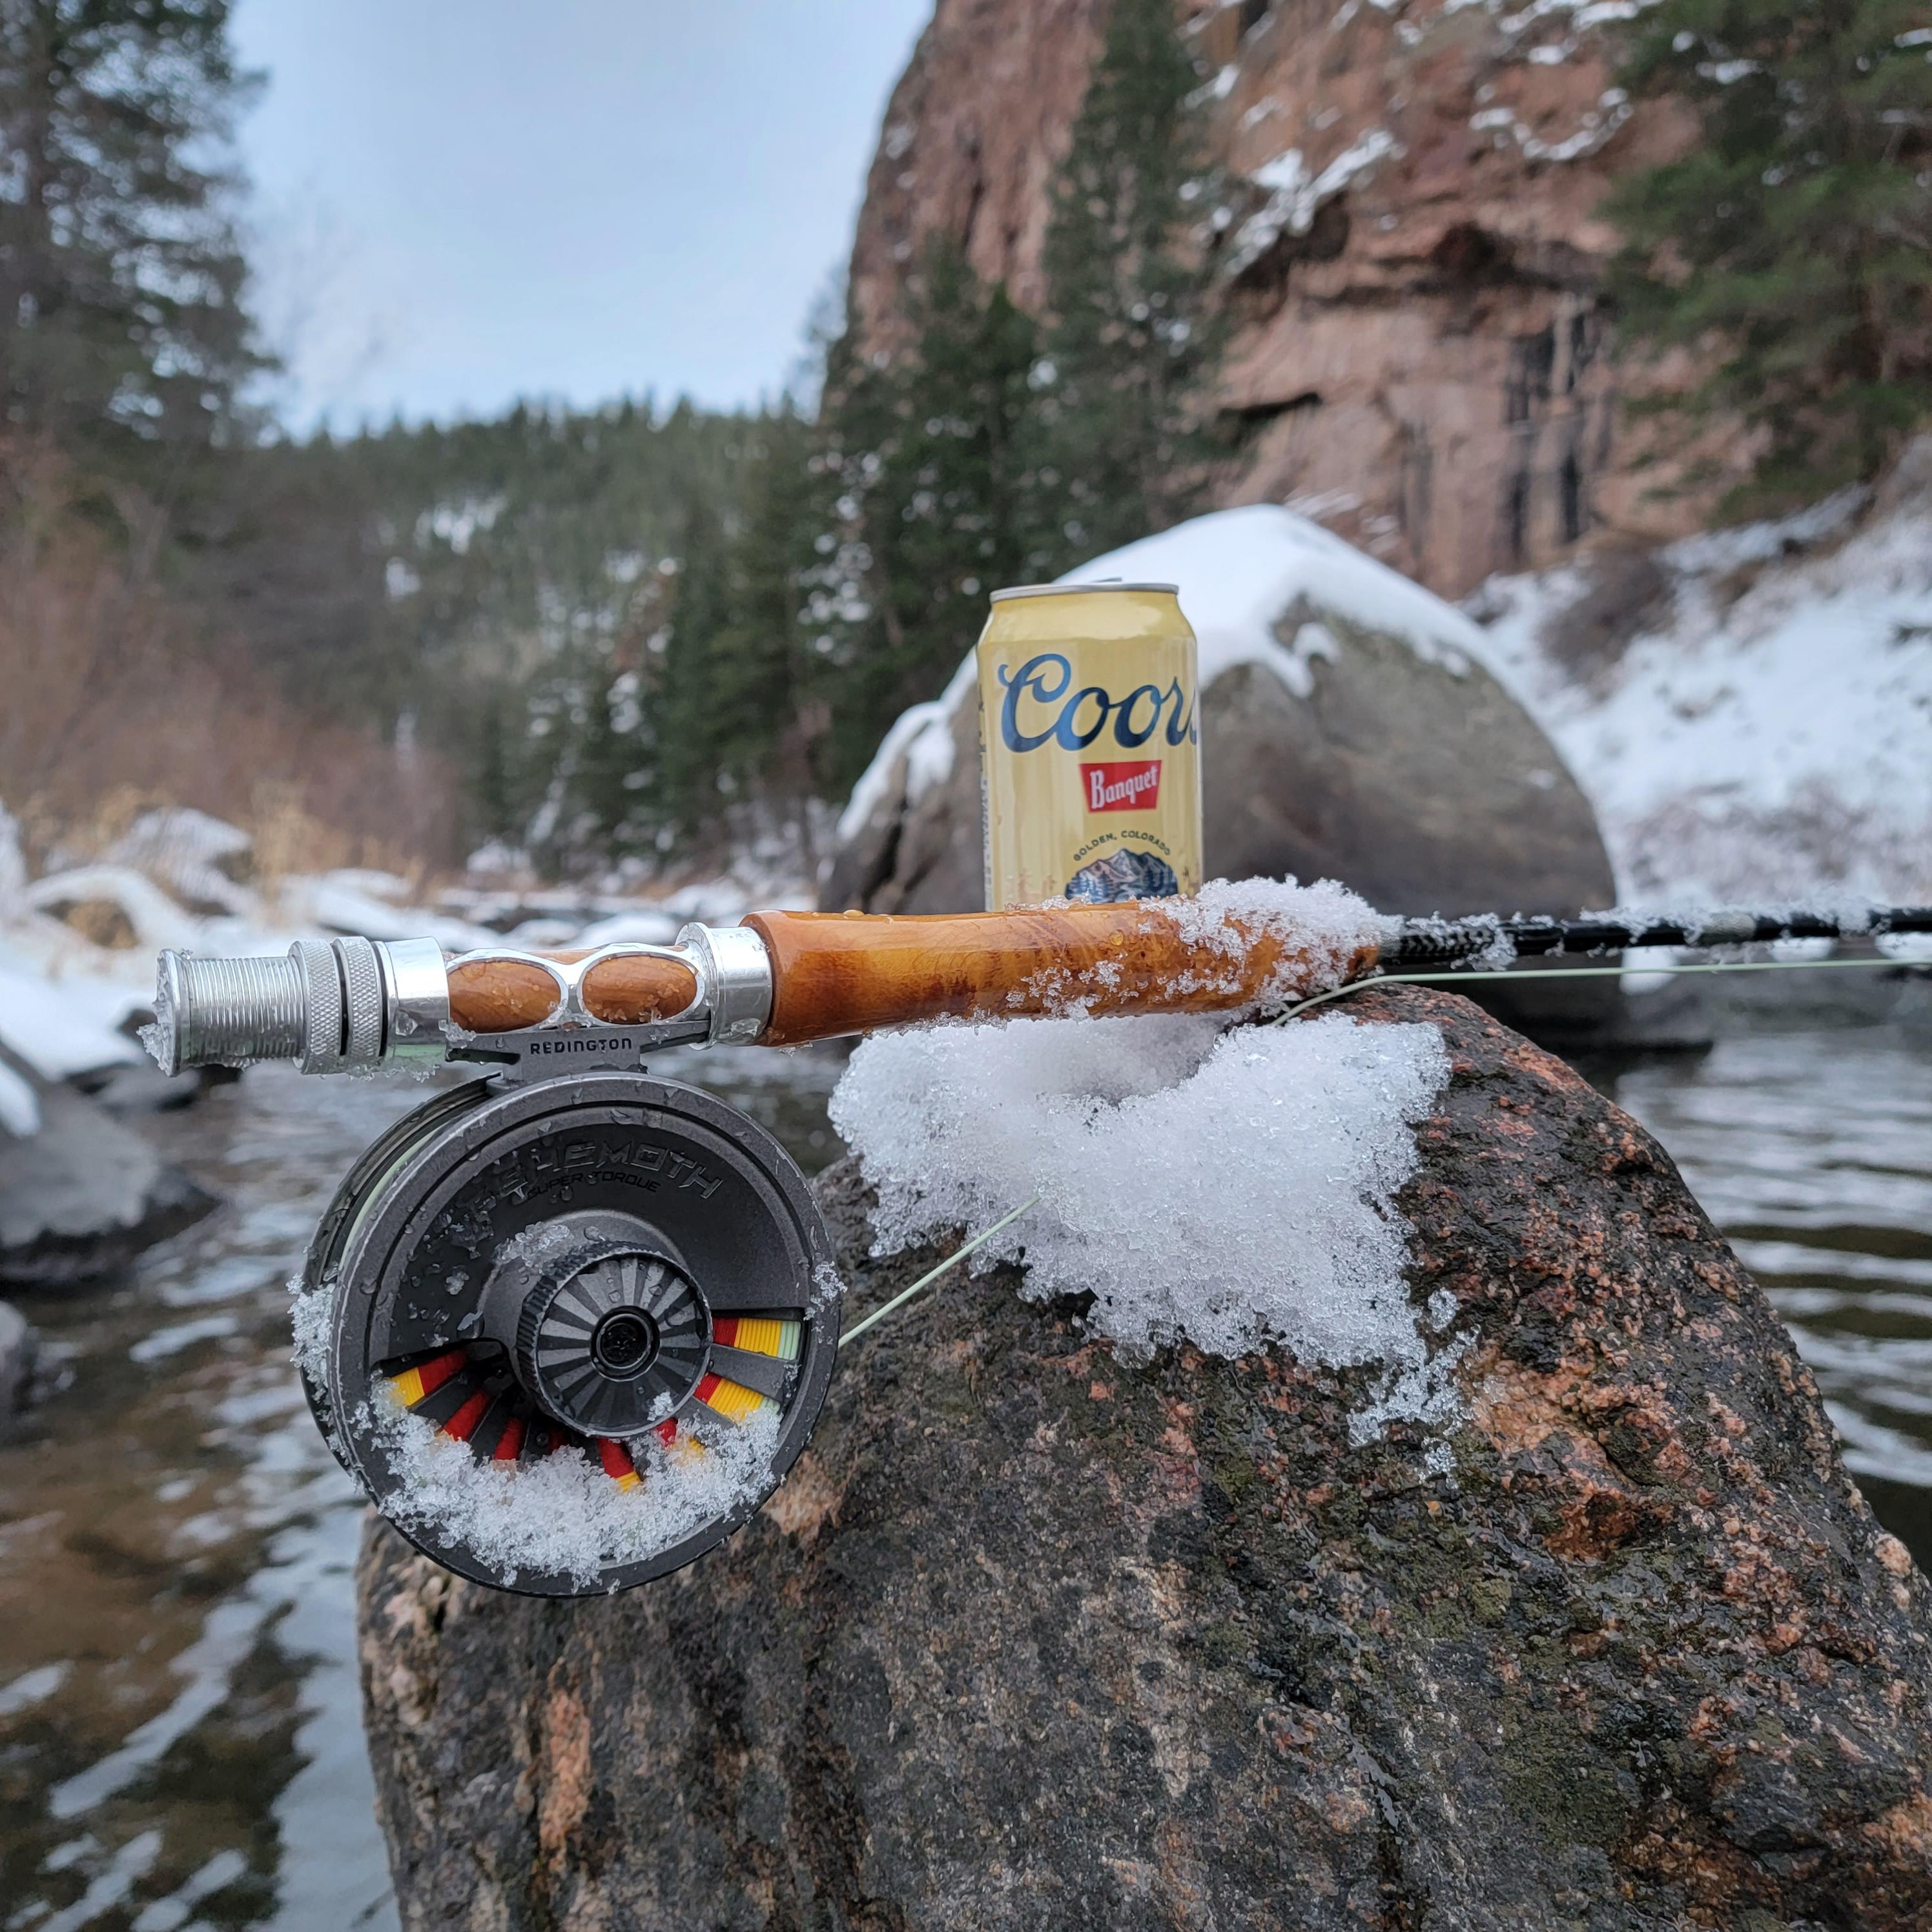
147,898,1932,1598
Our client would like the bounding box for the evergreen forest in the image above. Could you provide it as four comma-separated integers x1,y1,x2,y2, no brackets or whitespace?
0,0,1923,885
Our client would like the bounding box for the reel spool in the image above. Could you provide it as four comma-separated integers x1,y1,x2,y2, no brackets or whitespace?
296,1071,838,1596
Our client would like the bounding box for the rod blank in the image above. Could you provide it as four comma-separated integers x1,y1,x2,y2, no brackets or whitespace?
1391,907,1932,967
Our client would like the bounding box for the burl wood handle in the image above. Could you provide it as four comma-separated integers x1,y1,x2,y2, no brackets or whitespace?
744,906,1379,1048
446,950,700,1033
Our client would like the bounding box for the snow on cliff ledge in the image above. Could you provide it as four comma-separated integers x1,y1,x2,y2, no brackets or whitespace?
1467,480,1932,903
837,504,1485,844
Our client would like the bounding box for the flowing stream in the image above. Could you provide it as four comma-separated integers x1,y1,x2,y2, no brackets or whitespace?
1,1012,1927,1929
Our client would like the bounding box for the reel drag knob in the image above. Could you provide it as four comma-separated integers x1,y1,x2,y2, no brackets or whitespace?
295,1073,839,1596
477,1213,710,1437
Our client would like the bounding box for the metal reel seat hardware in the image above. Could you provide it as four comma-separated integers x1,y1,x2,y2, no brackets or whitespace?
150,924,775,1080
438,925,773,1054
441,941,704,1033
298,1072,839,1597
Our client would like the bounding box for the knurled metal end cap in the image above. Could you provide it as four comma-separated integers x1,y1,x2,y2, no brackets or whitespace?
334,937,385,1071
151,949,307,1073
291,938,349,1074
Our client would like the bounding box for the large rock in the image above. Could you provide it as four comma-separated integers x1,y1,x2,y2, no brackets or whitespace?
827,508,1619,1040
851,0,1729,597
0,1083,213,1288
358,987,1932,1930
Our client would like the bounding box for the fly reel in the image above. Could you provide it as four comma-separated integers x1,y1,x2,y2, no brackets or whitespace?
296,1069,839,1596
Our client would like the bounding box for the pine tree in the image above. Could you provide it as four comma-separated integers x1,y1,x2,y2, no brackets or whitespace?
1027,0,1222,562
702,406,818,813
562,641,644,861
813,241,1040,790
1608,0,1932,502
0,0,267,494
651,486,737,842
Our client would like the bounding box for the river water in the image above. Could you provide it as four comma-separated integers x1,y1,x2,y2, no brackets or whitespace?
2,1009,1927,1929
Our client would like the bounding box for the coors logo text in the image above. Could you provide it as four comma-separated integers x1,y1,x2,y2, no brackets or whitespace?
996,652,1196,754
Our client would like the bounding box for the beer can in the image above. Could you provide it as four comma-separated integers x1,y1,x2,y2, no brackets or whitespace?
976,581,1203,909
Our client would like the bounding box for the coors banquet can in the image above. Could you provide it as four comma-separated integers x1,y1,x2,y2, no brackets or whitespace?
976,581,1202,908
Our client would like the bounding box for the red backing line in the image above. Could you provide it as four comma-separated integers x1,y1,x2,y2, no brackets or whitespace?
442,1390,490,1443
416,1349,467,1397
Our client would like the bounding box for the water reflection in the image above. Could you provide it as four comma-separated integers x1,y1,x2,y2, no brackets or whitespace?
0,1069,427,1931
1606,1023,1932,1563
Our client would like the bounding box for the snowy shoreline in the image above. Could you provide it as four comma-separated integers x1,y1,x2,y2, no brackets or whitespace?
0,804,810,1140
1467,482,1932,907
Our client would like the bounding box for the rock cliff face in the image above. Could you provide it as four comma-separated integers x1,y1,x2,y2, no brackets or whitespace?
358,988,1932,1930
850,0,1731,599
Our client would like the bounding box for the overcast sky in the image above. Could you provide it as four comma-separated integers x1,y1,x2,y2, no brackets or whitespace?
231,0,930,431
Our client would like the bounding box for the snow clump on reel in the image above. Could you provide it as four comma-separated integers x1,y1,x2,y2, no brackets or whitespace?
365,1396,783,1591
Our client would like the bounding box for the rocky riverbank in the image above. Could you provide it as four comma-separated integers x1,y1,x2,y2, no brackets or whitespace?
356,987,1932,1929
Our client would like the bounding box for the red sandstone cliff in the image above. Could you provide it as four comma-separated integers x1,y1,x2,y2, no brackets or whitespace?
847,0,1732,599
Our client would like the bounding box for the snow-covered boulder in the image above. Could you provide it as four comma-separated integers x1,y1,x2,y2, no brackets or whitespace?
101,808,256,918
827,506,1615,926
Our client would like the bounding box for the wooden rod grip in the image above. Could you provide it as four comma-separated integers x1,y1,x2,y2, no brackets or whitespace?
446,950,701,1033
744,906,1379,1048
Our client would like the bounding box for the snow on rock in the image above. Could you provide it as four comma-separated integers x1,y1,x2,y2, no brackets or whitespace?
100,810,255,918
21,864,206,954
1060,504,1480,682
832,1005,1452,1421
835,652,976,844
1226,129,1403,280
1466,87,1632,163
0,1064,39,1139
830,878,1451,1424
277,874,499,953
438,835,817,946
566,909,684,948
0,950,145,1084
1465,487,1932,903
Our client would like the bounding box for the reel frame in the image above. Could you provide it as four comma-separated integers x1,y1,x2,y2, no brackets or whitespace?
296,1069,839,1597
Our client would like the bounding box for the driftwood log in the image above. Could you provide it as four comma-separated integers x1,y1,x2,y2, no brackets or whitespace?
357,988,1932,1929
